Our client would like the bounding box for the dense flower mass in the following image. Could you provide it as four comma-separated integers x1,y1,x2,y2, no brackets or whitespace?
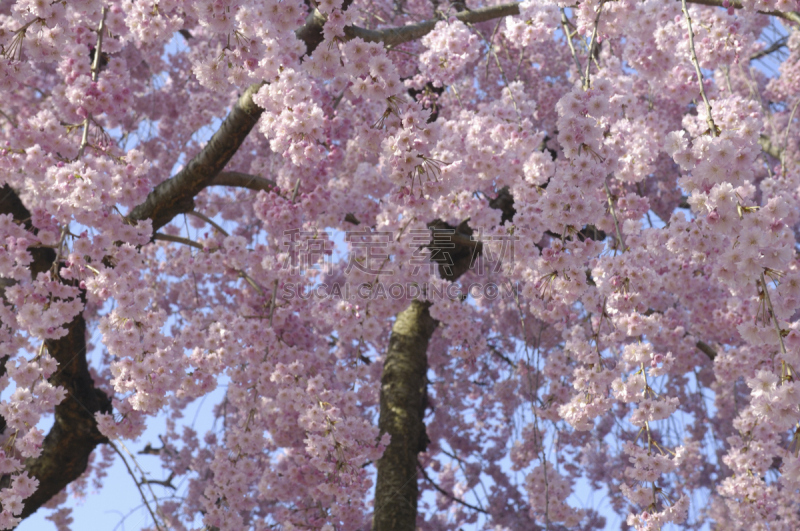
4,0,800,529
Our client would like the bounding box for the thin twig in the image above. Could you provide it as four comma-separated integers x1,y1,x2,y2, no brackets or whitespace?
154,233,206,250
418,462,489,514
750,35,788,61
584,0,606,90
561,9,585,87
682,0,720,136
109,442,165,531
780,98,800,175
0,109,17,128
188,210,229,237
139,473,176,490
77,8,107,159
760,272,788,358
604,181,625,252
488,344,517,369
268,279,279,327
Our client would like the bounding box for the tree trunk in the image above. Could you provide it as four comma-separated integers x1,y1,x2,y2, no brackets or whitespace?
373,193,515,529
374,300,437,531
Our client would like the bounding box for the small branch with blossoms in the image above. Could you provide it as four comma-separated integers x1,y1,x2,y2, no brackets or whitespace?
561,9,586,87
682,0,720,137
604,181,626,253
76,8,107,160
583,0,606,90
760,271,794,380
0,16,44,61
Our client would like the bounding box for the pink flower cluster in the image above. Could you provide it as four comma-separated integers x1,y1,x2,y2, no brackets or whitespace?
5,0,800,529
420,20,480,87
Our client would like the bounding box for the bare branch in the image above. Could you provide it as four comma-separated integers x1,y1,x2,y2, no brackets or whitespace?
153,233,206,250
345,4,521,47
561,9,586,87
139,474,177,490
584,1,606,90
683,0,721,136
688,0,800,24
750,35,788,61
138,442,164,456
604,181,626,252
418,462,489,515
209,171,277,193
780,98,800,175
77,8,107,160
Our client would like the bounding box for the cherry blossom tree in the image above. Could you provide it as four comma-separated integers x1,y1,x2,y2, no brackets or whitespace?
3,0,800,529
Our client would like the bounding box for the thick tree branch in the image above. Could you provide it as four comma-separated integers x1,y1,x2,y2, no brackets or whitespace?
489,186,516,225
127,5,339,232
426,219,481,281
0,185,55,279
345,0,799,49
127,83,266,232
29,12,297,510
128,0,798,235
345,4,521,47
0,185,111,519
23,304,112,519
296,8,329,55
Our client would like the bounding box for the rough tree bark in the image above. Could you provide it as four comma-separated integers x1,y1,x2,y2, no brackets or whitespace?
373,300,438,531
